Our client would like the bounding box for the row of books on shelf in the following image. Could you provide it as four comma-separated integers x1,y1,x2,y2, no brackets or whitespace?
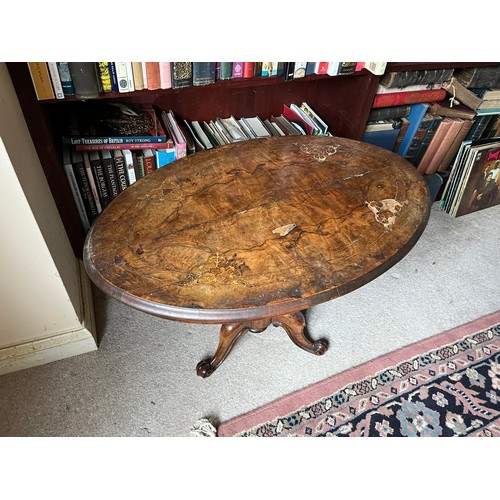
63,102,330,231
27,61,387,101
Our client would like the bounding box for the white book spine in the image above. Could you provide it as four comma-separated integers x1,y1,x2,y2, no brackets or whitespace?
47,62,65,99
115,62,130,93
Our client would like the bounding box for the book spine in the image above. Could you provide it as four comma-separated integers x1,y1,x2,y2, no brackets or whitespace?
71,152,99,221
219,62,232,80
90,153,111,208
131,62,145,90
74,142,169,151
112,152,129,192
159,62,172,89
122,150,136,185
114,62,130,93
171,62,193,88
108,63,119,92
56,62,75,96
82,151,102,213
143,151,156,175
368,105,411,122
437,119,474,172
100,153,120,200
372,89,447,108
242,62,255,78
144,62,161,90
125,62,135,91
232,62,243,79
192,62,216,86
314,62,329,75
97,62,113,92
27,62,55,100
47,62,65,99
64,135,167,145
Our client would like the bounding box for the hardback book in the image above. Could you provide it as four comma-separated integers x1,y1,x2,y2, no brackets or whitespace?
113,62,131,93
63,145,91,231
483,114,500,138
218,62,232,80
171,62,193,88
158,62,172,89
144,62,161,90
112,149,129,192
56,62,75,96
97,62,113,92
453,66,500,89
232,62,243,79
416,117,453,174
337,62,357,75
475,88,500,100
293,62,307,79
63,103,168,146
403,113,435,165
242,62,255,79
367,105,411,122
219,116,249,141
380,68,454,88
282,62,295,81
122,149,137,185
142,148,157,174
305,62,316,76
183,119,207,151
283,104,315,134
363,62,387,75
132,150,145,180
327,62,340,76
314,62,329,75
107,63,119,92
155,147,176,168
466,115,494,141
396,103,430,156
89,149,111,208
424,117,464,175
47,62,65,99
100,149,120,200
372,88,447,108
70,149,99,223
27,62,55,100
124,62,135,91
300,102,329,135
362,120,402,151
442,77,483,111
410,114,443,168
428,100,477,120
190,120,214,149
192,62,216,86
271,114,301,136
82,151,103,214
238,118,257,139
178,124,196,155
437,119,474,172
241,116,271,138
202,121,221,146
131,62,145,90
263,119,280,136
392,117,410,153
290,104,322,134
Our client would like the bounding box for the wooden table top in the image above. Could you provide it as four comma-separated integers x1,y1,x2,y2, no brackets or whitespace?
83,135,430,323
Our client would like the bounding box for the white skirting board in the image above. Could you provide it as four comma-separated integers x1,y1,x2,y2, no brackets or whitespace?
0,260,98,376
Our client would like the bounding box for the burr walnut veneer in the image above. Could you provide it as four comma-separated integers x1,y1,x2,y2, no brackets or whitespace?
83,136,430,377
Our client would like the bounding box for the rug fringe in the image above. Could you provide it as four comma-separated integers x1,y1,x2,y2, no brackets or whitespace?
190,418,217,437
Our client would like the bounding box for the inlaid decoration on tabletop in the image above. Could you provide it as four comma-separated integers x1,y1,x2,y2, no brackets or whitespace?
299,143,340,163
366,199,409,231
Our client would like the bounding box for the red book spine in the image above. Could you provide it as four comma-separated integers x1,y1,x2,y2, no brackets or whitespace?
372,88,447,108
243,62,255,78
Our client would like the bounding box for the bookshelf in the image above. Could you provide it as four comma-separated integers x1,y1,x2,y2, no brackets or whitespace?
5,62,495,259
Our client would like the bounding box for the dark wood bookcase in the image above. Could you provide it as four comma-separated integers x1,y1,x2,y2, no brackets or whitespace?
5,62,493,259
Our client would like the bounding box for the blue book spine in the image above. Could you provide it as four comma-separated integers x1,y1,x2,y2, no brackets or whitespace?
397,103,429,157
108,62,119,92
57,62,75,95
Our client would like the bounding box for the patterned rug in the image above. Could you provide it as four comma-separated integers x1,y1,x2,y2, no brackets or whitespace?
217,311,500,437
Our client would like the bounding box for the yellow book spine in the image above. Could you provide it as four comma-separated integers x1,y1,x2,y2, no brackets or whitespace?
27,62,55,100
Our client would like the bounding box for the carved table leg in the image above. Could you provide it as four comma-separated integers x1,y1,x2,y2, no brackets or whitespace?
273,311,328,356
196,322,252,378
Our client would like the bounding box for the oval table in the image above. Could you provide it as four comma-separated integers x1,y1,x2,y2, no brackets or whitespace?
83,135,430,377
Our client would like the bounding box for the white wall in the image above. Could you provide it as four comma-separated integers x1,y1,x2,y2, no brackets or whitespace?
0,62,96,373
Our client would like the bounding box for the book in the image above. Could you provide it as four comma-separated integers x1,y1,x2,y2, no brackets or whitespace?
62,145,91,231
437,119,474,172
396,103,429,156
367,105,411,122
192,62,216,86
142,148,157,175
97,62,113,92
242,62,255,79
218,62,232,80
314,62,329,75
108,63,119,92
363,62,387,76
403,113,435,164
82,151,102,214
442,77,483,111
424,117,464,175
283,104,315,134
375,82,443,94
190,120,214,149
144,62,161,90
219,116,249,141
392,117,410,153
155,147,176,168
157,62,171,89
132,150,145,180
372,88,447,108
379,68,454,88
428,100,477,120
270,115,301,135
337,62,357,75
410,114,443,168
179,124,196,155
131,62,145,90
113,62,131,93
466,114,494,141
282,62,295,81
232,62,243,79
89,150,111,208
416,117,453,174
171,62,193,88
241,116,271,138
71,149,99,223
122,149,136,185
100,149,120,200
27,62,55,100
183,119,207,151
453,66,500,89
112,149,129,192
63,103,168,146
47,62,65,99
56,62,75,96
293,62,307,79
300,102,329,135
362,119,402,151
